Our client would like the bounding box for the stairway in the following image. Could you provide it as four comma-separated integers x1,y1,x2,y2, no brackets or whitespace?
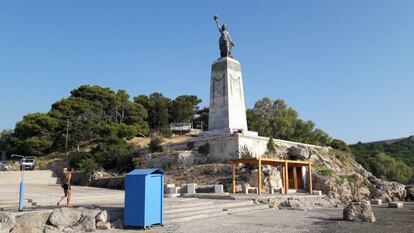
164,197,269,223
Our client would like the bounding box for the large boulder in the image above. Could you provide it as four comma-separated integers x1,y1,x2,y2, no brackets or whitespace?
43,225,62,233
288,146,309,160
343,201,376,222
0,212,14,224
68,216,96,232
15,212,49,228
405,184,414,200
48,208,82,229
0,222,15,233
10,224,42,233
370,180,406,202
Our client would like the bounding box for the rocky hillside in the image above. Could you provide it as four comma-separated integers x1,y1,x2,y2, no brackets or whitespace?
144,141,412,204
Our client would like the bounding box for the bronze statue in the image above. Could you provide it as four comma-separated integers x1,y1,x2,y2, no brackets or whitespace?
214,15,234,58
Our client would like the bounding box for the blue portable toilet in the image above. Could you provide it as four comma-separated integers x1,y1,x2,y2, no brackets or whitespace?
124,168,164,229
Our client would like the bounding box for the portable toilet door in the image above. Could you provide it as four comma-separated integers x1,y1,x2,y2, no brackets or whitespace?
124,168,165,229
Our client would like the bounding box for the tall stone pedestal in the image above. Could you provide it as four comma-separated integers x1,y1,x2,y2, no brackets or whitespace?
208,57,248,133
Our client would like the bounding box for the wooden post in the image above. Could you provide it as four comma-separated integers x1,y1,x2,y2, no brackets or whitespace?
284,161,289,194
258,159,262,195
232,162,236,194
293,167,298,190
308,163,313,194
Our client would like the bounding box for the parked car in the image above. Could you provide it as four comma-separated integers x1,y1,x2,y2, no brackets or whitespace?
20,156,37,170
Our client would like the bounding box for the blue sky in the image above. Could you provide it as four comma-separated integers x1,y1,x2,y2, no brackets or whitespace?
0,1,413,143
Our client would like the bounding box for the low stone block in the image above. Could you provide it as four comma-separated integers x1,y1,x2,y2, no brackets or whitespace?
214,185,224,193
165,187,177,194
312,190,322,196
166,183,175,188
370,199,382,205
388,202,403,208
184,183,197,194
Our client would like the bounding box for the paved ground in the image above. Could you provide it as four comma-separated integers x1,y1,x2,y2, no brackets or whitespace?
1,184,413,233
0,184,124,208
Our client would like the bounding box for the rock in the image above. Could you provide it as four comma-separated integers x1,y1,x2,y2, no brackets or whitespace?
15,212,46,228
343,201,376,222
10,224,42,233
95,210,108,223
65,216,95,233
288,146,309,160
75,216,96,232
0,222,14,233
370,180,406,202
370,199,382,205
368,175,378,184
112,218,124,229
48,208,82,229
77,207,101,218
405,184,414,200
268,198,283,209
0,212,14,224
43,225,62,233
285,199,303,208
96,221,111,230
388,202,403,208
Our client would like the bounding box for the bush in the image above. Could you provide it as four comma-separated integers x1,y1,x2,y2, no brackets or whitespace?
116,154,135,173
149,137,163,152
198,143,210,156
186,141,195,150
92,138,133,172
319,168,333,177
266,137,277,155
160,127,173,138
240,145,253,158
370,152,413,183
330,139,351,152
68,152,92,169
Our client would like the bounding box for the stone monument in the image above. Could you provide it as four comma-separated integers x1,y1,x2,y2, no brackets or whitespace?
208,57,248,133
209,16,248,134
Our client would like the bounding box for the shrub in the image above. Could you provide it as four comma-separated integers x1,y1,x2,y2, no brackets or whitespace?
92,138,133,172
116,154,135,173
240,145,253,158
319,168,333,177
335,178,345,186
160,127,173,138
266,137,277,155
68,152,92,169
330,139,351,152
198,143,210,156
149,137,163,152
186,141,195,150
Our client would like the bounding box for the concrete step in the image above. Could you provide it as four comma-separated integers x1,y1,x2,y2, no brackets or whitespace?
166,211,228,223
226,204,269,214
165,206,221,219
166,201,216,213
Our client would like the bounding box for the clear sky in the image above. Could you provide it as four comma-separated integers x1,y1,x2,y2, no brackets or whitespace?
0,1,413,143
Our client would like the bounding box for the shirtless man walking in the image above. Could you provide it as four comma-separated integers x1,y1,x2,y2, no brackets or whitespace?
57,168,72,207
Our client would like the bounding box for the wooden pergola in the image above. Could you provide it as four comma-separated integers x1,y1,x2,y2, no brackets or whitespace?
231,158,312,195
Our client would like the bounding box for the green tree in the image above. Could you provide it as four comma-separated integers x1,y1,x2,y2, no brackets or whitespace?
194,107,209,131
370,152,413,183
92,138,134,172
135,92,170,130
10,113,59,156
266,136,277,155
247,98,331,146
330,139,351,152
170,95,202,123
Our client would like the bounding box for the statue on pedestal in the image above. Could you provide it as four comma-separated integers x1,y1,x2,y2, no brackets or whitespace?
214,15,235,58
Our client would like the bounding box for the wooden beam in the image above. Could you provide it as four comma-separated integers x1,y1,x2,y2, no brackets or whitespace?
258,159,262,195
293,167,298,190
308,163,313,193
232,163,236,194
284,161,289,194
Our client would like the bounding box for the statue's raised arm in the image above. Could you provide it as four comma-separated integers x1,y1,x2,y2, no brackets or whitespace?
213,15,234,58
